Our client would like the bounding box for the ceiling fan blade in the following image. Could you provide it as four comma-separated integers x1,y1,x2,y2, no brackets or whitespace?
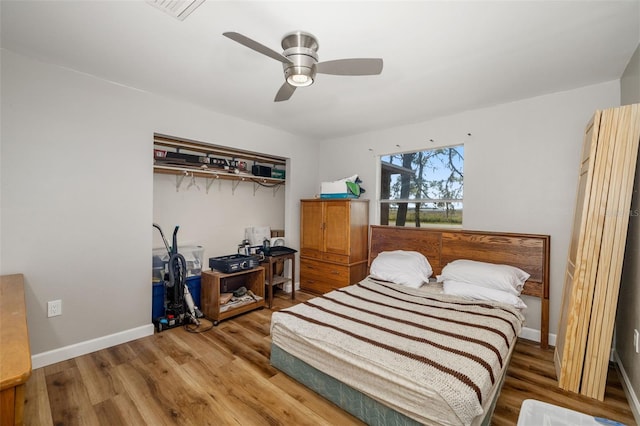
223,32,292,64
316,58,383,76
274,82,296,102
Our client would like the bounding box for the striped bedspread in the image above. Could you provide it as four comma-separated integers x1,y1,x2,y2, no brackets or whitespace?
270,278,525,426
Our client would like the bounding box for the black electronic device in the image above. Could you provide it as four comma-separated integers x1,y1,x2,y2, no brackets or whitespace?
252,165,272,177
267,246,298,256
209,254,260,273
160,152,202,165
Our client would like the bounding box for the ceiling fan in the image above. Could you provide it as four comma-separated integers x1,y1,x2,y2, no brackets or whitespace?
223,31,384,102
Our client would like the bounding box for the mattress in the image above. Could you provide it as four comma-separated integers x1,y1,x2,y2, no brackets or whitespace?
270,277,524,426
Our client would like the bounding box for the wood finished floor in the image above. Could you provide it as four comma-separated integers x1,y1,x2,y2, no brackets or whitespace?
24,290,636,426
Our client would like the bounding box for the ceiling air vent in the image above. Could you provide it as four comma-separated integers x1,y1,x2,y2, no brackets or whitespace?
146,0,205,21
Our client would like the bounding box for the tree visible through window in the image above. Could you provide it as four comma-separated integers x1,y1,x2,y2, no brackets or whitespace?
380,145,463,226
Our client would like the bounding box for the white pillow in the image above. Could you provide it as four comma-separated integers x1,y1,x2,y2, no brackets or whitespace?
440,259,530,296
370,250,432,288
443,280,527,309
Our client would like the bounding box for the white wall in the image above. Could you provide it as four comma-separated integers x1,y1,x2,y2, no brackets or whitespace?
153,171,285,260
0,49,318,360
317,81,621,341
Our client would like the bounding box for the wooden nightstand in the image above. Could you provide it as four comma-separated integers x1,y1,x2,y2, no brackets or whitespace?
261,252,296,308
201,267,265,325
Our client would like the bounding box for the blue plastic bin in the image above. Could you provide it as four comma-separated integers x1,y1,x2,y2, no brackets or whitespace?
186,276,201,308
152,276,201,320
152,282,164,320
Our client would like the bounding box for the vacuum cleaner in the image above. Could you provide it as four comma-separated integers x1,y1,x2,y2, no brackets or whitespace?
153,223,203,331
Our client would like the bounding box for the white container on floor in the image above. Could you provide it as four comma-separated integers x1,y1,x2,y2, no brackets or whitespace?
517,399,625,426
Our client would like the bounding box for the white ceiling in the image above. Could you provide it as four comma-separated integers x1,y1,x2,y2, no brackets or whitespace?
2,1,639,139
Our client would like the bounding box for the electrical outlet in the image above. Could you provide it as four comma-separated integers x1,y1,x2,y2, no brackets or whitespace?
47,300,62,317
634,329,639,354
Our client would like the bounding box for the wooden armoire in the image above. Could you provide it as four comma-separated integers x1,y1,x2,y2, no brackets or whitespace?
555,104,640,400
299,199,369,294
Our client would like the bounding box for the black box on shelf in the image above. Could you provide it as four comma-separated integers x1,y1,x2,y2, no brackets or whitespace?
252,165,272,177
209,254,260,273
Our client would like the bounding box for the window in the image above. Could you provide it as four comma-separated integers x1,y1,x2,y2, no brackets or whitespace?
379,145,463,226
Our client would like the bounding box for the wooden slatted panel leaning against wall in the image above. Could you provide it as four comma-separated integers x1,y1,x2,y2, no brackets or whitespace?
555,104,640,401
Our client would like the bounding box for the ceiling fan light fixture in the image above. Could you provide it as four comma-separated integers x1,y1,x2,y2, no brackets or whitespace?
288,73,313,87
223,30,383,101
285,66,315,87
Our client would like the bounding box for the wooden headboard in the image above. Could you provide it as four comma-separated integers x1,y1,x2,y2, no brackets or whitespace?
369,225,551,349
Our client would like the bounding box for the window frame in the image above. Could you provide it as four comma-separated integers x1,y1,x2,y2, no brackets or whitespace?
377,143,464,228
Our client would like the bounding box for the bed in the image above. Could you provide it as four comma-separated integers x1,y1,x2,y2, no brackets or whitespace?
270,225,550,426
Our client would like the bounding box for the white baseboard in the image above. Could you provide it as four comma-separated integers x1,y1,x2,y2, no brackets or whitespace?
613,350,640,425
520,327,557,347
31,324,155,369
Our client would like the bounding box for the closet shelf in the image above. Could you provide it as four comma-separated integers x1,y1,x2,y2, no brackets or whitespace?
152,133,287,192
154,164,285,185
154,134,286,167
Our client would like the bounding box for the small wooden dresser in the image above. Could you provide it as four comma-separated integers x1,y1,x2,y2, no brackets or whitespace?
299,199,369,294
1,274,32,426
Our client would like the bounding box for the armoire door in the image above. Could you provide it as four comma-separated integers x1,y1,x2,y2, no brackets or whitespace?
324,201,351,256
300,200,325,256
